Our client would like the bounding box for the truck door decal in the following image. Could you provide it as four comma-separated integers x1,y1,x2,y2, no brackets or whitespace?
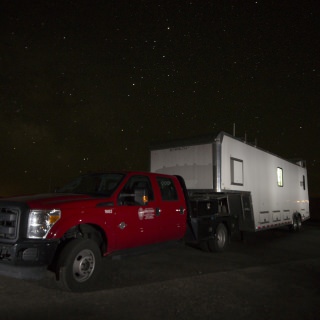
138,208,155,220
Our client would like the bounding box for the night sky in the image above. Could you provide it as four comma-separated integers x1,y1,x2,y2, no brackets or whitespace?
1,1,319,197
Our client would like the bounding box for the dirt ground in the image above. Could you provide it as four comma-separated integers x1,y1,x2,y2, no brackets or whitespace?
0,221,320,320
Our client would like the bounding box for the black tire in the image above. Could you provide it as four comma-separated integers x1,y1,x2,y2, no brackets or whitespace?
297,215,302,231
290,216,298,232
290,214,302,233
207,223,229,252
56,238,102,292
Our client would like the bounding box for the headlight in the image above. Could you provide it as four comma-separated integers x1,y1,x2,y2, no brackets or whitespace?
27,209,61,239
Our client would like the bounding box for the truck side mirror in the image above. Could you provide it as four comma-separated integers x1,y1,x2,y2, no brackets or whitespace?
134,188,149,206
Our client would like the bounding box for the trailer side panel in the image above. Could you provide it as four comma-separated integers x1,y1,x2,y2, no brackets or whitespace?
150,131,310,232
220,134,310,230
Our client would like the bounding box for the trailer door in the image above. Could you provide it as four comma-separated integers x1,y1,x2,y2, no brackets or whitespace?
228,193,255,232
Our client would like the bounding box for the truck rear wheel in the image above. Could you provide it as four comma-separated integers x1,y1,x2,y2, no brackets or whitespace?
208,223,229,252
56,238,102,292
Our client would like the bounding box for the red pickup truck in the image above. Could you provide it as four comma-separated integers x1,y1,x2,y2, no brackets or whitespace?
0,171,232,291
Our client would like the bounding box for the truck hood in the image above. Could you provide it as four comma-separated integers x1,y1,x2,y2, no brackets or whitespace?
1,193,110,208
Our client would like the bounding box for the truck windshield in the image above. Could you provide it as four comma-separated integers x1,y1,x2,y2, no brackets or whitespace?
56,173,125,196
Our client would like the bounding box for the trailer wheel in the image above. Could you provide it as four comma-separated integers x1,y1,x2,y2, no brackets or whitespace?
297,215,302,231
56,238,102,292
208,223,229,252
290,214,302,233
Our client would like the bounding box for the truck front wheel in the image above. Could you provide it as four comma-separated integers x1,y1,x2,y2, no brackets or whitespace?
208,223,229,252
56,238,102,292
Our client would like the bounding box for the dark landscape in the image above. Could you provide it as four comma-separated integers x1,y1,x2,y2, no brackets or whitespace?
0,219,319,320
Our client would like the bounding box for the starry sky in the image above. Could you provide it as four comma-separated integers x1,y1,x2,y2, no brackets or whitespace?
1,0,319,197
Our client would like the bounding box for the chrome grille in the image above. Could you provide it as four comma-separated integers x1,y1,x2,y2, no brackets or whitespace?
0,207,20,240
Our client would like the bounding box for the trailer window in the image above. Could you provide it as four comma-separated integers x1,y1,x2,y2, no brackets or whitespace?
156,177,178,201
277,167,283,187
231,157,243,186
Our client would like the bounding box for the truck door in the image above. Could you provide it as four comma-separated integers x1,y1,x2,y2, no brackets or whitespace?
114,175,162,250
155,176,187,240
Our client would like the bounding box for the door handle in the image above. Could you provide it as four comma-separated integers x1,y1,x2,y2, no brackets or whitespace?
156,208,161,216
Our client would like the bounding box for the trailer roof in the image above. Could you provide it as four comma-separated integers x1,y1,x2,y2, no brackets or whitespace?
150,131,253,150
149,131,307,168
149,131,222,150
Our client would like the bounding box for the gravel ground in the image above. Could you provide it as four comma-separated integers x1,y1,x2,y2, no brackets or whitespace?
0,221,319,320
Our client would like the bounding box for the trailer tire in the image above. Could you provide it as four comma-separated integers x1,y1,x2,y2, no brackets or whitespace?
208,223,229,252
56,238,102,292
290,214,302,233
297,215,302,231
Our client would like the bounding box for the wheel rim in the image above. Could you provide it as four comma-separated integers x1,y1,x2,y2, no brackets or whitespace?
297,217,302,229
72,249,95,283
216,227,226,248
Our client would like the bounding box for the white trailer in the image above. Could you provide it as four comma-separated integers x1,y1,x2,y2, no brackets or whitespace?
150,131,310,233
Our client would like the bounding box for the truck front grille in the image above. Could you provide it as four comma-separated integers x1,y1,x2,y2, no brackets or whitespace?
0,207,20,241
